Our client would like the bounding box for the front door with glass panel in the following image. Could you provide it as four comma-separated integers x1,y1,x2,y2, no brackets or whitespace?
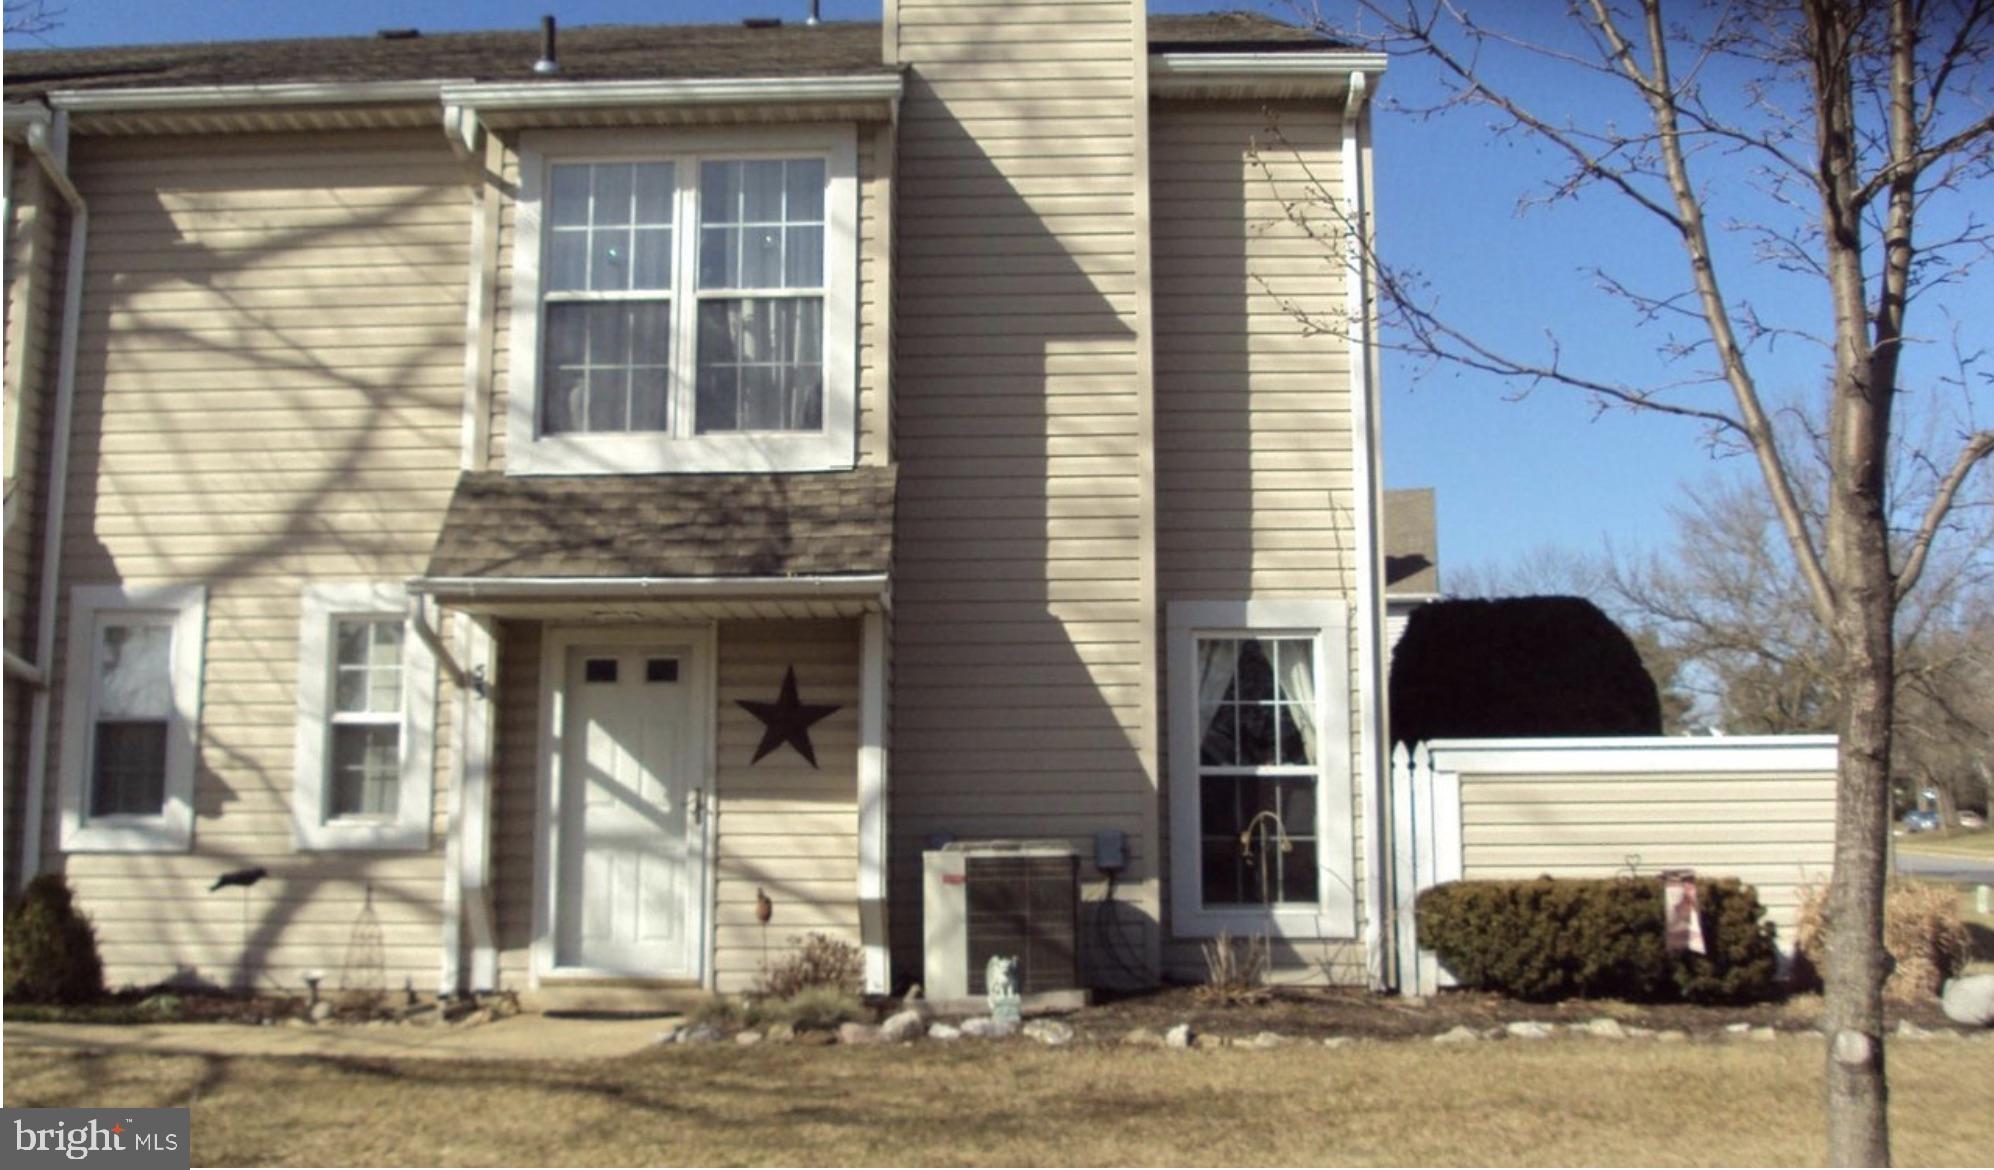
555,644,700,977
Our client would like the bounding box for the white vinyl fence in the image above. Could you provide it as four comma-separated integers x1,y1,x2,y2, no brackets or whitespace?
1390,736,1840,996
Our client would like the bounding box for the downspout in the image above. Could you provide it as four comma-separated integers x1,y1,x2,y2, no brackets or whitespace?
1341,73,1391,991
436,104,497,991
17,110,87,893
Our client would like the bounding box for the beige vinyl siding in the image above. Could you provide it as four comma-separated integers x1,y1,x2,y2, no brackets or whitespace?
1457,770,1836,948
486,122,891,470
1150,101,1368,984
887,0,1157,985
40,129,466,989
489,618,860,991
4,153,62,898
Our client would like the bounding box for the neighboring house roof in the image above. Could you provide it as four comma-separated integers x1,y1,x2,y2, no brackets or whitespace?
425,468,896,581
3,13,1333,98
1384,487,1440,595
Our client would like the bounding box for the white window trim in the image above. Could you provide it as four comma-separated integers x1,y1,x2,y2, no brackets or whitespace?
506,125,859,475
1167,599,1356,940
58,583,206,853
292,582,438,851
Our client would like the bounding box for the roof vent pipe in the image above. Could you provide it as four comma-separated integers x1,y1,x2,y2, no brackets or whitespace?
533,15,559,75
806,1,821,25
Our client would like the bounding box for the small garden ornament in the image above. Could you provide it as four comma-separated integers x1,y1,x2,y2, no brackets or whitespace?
986,955,1021,1027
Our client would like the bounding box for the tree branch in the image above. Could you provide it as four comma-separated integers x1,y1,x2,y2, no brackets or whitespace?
1895,430,1994,600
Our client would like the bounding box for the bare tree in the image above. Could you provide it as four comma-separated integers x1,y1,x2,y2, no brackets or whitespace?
3,1,63,37
1281,2,1994,1161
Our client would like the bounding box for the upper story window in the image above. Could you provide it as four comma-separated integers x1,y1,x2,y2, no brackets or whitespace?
509,127,857,475
60,584,207,853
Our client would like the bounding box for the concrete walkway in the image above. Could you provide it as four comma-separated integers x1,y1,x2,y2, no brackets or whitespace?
5,1014,676,1063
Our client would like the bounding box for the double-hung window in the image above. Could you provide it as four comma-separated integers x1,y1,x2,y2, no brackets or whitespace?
509,127,857,474
1166,600,1356,939
59,584,206,852
293,583,437,851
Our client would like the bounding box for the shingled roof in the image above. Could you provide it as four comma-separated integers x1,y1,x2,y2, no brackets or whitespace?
4,13,1334,98
423,468,895,582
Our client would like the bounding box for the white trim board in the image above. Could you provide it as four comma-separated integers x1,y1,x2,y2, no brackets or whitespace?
1419,737,1840,776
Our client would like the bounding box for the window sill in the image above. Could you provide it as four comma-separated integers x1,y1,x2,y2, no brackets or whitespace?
506,431,854,476
62,810,192,854
1174,904,1357,942
293,819,431,853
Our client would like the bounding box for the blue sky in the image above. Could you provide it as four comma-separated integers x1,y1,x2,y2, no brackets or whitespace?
14,1,1984,583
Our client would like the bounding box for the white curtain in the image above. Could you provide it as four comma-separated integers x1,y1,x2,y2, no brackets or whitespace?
1282,640,1317,765
1196,639,1236,748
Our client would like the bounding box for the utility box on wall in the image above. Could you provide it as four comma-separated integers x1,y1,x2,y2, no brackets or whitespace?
922,841,1079,1001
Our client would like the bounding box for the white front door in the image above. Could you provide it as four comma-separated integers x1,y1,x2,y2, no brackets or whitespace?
554,642,701,977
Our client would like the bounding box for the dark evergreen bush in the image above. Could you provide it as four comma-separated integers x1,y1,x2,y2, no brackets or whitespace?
1416,876,1780,1003
1389,596,1662,746
4,874,106,1005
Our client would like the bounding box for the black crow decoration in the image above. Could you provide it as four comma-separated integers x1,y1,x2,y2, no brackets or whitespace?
210,866,268,892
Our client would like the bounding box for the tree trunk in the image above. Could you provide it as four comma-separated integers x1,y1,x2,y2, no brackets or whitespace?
1822,478,1897,1167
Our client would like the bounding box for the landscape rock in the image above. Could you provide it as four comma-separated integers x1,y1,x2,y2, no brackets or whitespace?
1940,973,1994,1027
735,1030,764,1047
1626,1026,1655,1039
1194,1033,1228,1049
1164,1023,1195,1049
308,1001,335,1024
1724,1022,1753,1035
837,1022,881,1045
1894,1020,1935,1041
1584,1018,1628,1040
1321,1036,1350,1049
655,1026,686,1046
1433,1025,1481,1044
880,1009,929,1043
1121,1027,1165,1048
795,1029,838,1047
959,1016,1014,1039
1023,1019,1075,1047
1748,1026,1778,1043
1505,1021,1556,1040
765,1022,796,1044
1242,1031,1289,1050
681,1025,727,1046
1656,1030,1690,1044
285,1018,313,1030
928,1023,961,1042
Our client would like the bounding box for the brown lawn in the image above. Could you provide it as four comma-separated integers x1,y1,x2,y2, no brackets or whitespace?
6,1037,1989,1166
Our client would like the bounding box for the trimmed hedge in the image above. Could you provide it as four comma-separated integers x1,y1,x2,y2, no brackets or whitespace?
1416,876,1781,1003
4,874,105,1006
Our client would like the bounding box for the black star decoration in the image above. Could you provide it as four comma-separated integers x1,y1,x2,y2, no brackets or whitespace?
737,666,839,768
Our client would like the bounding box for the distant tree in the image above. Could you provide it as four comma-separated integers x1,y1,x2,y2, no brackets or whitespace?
1281,3,1994,1159
1389,595,1663,745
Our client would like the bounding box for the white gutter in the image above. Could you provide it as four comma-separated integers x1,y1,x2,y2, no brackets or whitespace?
1339,73,1392,992
1150,50,1390,77
17,110,86,893
442,104,495,472
438,73,904,111
1148,50,1388,95
47,79,472,112
409,573,891,603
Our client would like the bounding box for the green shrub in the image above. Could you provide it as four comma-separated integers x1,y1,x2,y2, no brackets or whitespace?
4,874,106,1006
765,985,868,1031
1416,876,1780,1003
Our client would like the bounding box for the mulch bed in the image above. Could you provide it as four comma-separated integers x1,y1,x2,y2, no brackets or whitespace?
1070,983,1964,1041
